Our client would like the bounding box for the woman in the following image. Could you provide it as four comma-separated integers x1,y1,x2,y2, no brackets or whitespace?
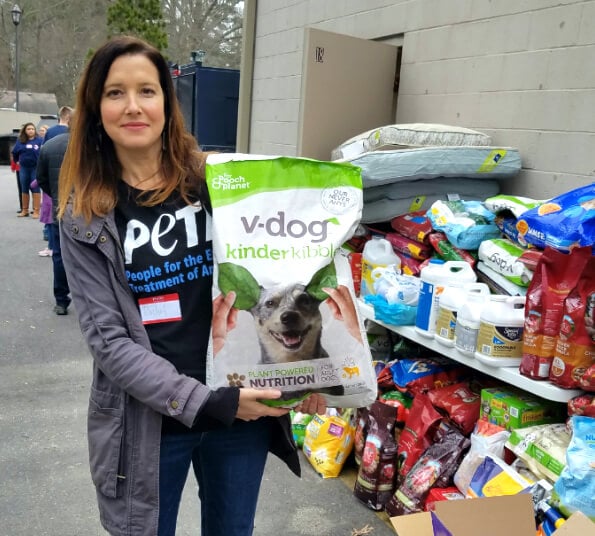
58,36,325,536
12,122,43,217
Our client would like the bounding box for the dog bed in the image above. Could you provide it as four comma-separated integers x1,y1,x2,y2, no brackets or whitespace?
344,146,521,188
331,123,492,160
362,178,500,223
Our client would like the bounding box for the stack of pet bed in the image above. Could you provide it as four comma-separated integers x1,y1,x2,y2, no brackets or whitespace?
331,123,521,223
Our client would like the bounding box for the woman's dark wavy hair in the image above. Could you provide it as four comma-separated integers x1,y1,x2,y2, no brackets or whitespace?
17,122,37,143
58,35,207,221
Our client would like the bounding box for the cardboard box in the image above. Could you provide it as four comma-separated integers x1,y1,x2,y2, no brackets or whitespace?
552,511,595,535
480,386,564,430
389,495,595,536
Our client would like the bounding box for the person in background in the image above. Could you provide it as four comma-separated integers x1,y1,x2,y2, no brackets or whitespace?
9,151,22,213
12,122,43,218
37,124,52,244
57,36,325,536
44,106,73,141
38,124,49,140
37,132,71,312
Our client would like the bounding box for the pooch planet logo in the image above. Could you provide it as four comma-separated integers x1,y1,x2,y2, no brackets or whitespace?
210,173,251,190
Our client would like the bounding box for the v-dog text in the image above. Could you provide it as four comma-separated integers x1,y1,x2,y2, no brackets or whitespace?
241,211,329,243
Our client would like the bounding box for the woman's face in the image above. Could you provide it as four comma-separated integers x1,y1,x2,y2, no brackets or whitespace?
100,53,166,156
25,125,36,139
38,126,47,138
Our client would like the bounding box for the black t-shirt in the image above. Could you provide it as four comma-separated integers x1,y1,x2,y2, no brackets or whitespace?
115,183,213,431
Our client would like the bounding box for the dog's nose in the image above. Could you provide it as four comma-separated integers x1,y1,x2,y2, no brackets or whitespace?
280,311,299,325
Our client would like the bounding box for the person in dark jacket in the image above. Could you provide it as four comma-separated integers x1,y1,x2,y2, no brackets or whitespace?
57,36,326,536
12,122,43,218
36,132,71,314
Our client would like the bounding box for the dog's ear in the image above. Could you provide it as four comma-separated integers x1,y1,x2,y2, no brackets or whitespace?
249,286,266,315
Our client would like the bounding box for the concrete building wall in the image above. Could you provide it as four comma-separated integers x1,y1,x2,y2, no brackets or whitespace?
247,0,595,198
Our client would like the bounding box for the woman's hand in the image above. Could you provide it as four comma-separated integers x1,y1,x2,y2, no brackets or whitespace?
211,292,238,354
293,393,327,416
322,285,362,343
235,388,290,421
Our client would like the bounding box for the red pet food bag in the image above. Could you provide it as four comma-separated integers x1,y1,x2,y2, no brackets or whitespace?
568,393,595,417
353,401,399,511
386,422,469,516
550,256,595,389
390,211,433,244
385,232,434,260
397,394,443,480
353,406,369,466
427,381,482,436
520,246,591,379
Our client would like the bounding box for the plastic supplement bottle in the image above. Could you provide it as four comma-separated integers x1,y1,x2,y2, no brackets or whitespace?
415,260,476,338
454,288,492,356
435,282,490,348
360,237,400,297
475,296,526,367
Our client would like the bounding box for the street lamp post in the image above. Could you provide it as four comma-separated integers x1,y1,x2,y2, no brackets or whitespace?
11,4,22,112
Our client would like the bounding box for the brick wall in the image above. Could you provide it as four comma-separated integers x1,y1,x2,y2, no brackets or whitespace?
249,0,594,198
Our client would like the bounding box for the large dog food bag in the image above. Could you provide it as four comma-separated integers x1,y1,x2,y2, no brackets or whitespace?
205,154,377,408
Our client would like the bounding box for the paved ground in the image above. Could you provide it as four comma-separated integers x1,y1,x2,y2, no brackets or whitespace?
0,165,395,536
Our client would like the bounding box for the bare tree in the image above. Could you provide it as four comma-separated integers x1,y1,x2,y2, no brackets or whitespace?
0,0,242,109
164,0,243,68
0,0,109,106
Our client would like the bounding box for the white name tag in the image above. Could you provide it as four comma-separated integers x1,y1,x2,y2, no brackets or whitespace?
138,293,182,325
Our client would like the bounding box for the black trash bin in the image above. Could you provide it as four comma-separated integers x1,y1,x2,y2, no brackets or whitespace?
0,131,18,165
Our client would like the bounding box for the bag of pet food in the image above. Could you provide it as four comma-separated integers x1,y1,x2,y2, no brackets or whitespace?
453,420,510,495
353,401,399,510
515,183,595,252
520,246,591,380
466,455,534,498
551,416,595,521
206,154,377,408
397,394,443,479
428,231,477,267
550,256,595,389
389,357,467,397
424,487,464,511
353,406,369,466
478,237,534,287
505,423,571,483
579,363,595,391
567,393,595,417
303,410,355,478
427,199,501,250
390,211,433,244
386,422,469,516
385,231,434,260
427,381,482,436
484,194,544,219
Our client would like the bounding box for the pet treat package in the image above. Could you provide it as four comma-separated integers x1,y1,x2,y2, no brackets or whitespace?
303,410,355,478
205,154,377,408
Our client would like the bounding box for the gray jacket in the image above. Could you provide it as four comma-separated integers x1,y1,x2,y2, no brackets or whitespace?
60,202,299,536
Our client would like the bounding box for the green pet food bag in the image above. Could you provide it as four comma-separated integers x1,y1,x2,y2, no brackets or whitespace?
205,154,377,408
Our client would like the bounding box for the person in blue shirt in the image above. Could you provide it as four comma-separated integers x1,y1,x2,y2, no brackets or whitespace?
43,106,73,142
12,122,43,218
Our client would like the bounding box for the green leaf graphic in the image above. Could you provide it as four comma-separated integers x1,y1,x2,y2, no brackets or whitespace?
218,263,261,310
306,262,337,301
